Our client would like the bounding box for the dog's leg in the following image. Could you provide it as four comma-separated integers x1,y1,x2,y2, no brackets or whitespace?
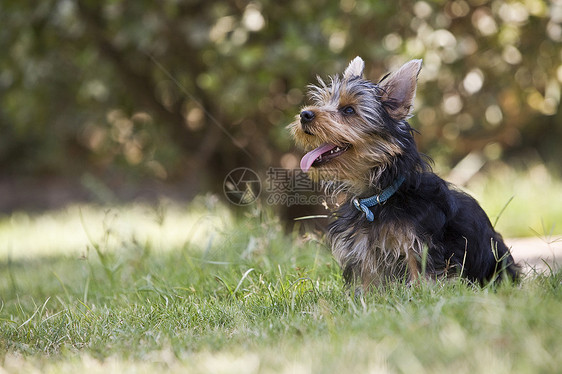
407,250,420,283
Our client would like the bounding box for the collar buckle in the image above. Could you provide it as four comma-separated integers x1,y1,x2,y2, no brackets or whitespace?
352,176,405,222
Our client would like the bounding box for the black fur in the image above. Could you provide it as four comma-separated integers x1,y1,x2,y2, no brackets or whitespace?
329,123,520,286
292,58,519,288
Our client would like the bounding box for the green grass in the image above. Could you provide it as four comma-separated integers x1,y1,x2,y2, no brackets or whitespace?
1,191,561,373
467,164,562,237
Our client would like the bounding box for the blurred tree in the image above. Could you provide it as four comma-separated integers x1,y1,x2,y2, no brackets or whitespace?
0,0,560,198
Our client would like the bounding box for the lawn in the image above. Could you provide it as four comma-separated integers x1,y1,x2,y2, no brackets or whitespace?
1,170,562,373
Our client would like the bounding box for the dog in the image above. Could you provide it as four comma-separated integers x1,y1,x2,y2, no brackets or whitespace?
289,56,519,289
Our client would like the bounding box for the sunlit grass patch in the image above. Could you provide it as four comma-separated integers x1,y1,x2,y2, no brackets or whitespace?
1,173,562,373
0,195,231,260
468,164,562,237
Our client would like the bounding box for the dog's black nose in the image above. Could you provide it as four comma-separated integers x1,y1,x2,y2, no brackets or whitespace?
300,110,315,124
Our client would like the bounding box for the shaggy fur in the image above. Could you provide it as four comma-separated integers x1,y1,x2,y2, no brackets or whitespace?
289,57,519,289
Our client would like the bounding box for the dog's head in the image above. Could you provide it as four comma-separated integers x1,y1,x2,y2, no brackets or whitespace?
289,57,422,195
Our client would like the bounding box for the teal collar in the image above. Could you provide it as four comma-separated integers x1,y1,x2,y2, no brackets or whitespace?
352,176,405,222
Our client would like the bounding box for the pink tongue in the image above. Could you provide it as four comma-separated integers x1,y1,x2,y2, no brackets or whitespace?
300,143,337,172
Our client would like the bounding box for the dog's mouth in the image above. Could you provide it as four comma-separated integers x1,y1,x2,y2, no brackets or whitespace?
300,143,351,172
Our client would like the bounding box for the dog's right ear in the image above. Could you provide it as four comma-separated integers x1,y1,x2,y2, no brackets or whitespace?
343,56,365,79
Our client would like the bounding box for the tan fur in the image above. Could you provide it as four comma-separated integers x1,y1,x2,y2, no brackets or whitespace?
289,58,427,289
407,251,420,282
290,57,519,289
330,220,424,288
288,100,404,196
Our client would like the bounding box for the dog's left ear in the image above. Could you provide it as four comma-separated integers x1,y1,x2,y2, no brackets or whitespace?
380,59,422,120
343,56,365,79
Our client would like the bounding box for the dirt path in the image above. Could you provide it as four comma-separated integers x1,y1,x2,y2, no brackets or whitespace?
507,237,562,274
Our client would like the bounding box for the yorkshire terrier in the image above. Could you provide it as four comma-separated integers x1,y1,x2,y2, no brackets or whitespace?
290,57,519,289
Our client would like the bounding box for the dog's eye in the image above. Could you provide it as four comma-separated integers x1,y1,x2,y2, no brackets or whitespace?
341,106,356,115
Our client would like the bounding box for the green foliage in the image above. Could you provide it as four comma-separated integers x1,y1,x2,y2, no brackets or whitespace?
0,0,560,184
1,200,561,372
